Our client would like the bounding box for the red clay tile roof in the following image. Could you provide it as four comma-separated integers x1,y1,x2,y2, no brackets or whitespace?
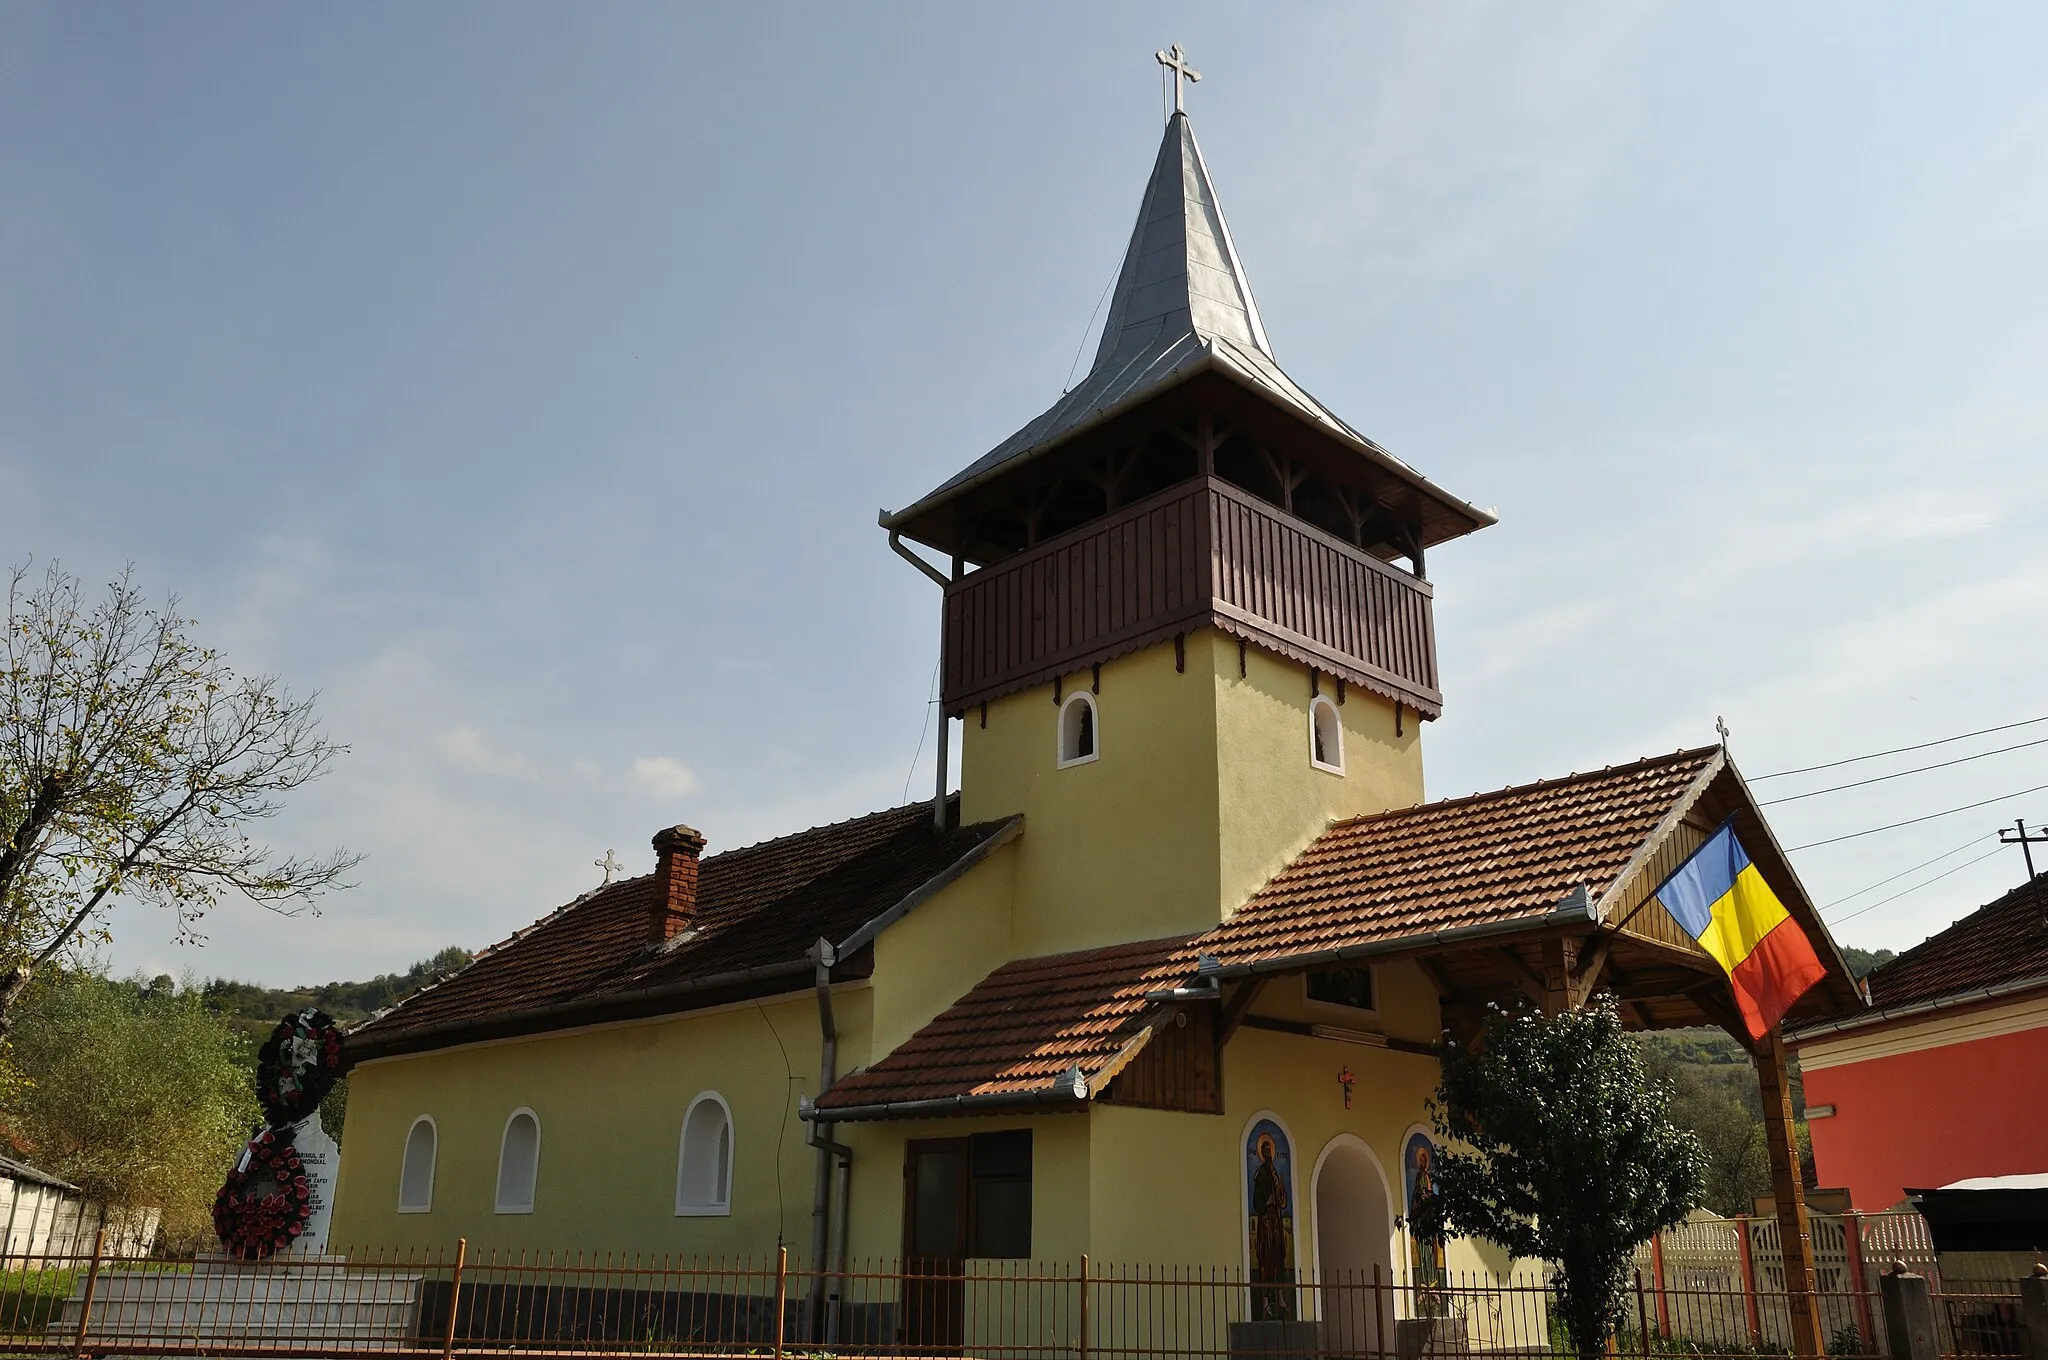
350,800,1015,1057
1200,747,1719,969
816,935,1200,1115
1836,873,2048,1018
819,749,1724,1114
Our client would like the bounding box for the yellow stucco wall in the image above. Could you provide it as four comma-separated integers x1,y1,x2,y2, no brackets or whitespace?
960,629,1424,959
868,838,1018,1061
330,988,871,1257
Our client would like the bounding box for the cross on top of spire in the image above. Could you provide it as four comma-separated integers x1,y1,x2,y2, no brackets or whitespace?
1155,43,1201,116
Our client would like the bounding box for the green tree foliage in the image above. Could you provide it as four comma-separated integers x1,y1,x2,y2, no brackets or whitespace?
1637,1032,1770,1215
1837,947,1895,979
3,970,258,1249
1409,998,1706,1360
0,563,358,1032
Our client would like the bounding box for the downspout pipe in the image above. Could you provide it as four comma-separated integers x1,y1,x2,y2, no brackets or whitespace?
804,937,853,1343
886,527,955,832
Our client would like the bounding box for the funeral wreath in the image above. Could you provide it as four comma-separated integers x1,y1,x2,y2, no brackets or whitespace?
212,1127,313,1258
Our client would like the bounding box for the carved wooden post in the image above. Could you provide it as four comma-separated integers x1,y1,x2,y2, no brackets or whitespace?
1540,937,1578,1014
1757,1030,1825,1359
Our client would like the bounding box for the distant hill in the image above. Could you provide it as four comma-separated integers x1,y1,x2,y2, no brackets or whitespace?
198,946,473,1049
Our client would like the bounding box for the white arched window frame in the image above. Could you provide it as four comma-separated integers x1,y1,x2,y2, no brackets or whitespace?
1309,696,1344,774
676,1092,734,1216
495,1108,541,1215
1056,692,1100,769
398,1115,437,1213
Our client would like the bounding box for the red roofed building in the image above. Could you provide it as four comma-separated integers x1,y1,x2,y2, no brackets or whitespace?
1787,875,2048,1210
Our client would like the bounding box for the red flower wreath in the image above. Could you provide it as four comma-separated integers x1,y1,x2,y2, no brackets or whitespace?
213,1128,313,1259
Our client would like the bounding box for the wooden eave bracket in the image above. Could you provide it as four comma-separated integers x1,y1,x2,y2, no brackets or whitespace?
1215,976,1267,1049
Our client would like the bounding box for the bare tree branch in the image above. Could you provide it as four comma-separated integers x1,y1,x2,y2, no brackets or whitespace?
0,562,358,1031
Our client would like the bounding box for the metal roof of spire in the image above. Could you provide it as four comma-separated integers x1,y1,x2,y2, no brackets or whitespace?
1091,111,1272,372
882,107,1495,546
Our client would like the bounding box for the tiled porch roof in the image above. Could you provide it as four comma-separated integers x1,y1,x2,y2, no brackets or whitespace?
1200,747,1721,970
817,748,1725,1115
814,936,1202,1118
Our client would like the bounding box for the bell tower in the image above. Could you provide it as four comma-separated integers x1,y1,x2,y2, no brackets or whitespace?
882,61,1494,956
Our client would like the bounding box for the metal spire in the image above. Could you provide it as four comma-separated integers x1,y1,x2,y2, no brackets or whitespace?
1089,104,1272,371
1155,43,1201,116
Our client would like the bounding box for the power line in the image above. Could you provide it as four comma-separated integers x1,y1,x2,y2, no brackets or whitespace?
1749,713,2048,781
1759,734,2048,806
1825,844,2010,928
1784,780,2048,852
1818,831,1994,911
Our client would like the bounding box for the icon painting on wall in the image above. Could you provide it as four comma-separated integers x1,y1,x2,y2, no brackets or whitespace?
1245,1118,1297,1322
1402,1130,1447,1302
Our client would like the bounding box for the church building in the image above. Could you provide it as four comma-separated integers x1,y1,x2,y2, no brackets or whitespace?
333,63,1866,1354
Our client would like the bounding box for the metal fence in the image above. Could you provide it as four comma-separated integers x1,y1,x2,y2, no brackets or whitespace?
7,1228,2034,1359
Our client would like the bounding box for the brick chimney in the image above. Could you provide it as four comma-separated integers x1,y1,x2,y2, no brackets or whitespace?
649,825,706,944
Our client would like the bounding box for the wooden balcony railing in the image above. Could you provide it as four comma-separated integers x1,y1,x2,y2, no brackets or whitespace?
941,477,1441,716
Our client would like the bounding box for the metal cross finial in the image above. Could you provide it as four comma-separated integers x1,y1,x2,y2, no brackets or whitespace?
1716,715,1731,748
1155,43,1201,116
595,849,623,886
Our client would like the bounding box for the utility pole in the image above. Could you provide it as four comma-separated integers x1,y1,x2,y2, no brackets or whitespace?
1999,818,2045,881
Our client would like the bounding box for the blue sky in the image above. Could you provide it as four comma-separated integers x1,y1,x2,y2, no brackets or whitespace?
5,4,2045,986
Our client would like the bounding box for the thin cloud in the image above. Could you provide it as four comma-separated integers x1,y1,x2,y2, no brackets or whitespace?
437,726,538,781
631,756,699,800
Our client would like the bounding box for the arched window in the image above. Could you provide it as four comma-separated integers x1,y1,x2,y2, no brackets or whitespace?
1057,692,1099,768
676,1092,733,1216
398,1116,437,1213
495,1108,540,1214
1309,696,1344,774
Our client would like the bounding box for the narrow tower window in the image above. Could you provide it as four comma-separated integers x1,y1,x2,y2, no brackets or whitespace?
676,1092,734,1216
398,1116,436,1213
495,1109,541,1214
1310,696,1344,774
1057,692,1099,768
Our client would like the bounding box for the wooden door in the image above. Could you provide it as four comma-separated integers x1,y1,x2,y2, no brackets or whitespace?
901,1138,970,1353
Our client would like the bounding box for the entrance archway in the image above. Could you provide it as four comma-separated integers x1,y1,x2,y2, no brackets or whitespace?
1312,1135,1395,1353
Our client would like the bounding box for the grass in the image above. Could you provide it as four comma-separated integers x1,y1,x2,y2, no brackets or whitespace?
0,1266,79,1335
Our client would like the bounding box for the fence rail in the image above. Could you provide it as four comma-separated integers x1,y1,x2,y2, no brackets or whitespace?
6,1217,2035,1360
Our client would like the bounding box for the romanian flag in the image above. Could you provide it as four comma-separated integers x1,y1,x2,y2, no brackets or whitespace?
1655,819,1827,1041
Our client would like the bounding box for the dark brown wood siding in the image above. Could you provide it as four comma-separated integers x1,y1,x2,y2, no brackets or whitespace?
1102,1006,1222,1114
941,477,1442,716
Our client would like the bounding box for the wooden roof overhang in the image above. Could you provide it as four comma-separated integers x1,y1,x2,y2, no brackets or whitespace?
1204,752,1868,1054
886,367,1494,568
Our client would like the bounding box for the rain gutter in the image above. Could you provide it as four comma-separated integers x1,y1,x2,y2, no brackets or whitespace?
804,1074,1092,1125
1784,971,2048,1045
